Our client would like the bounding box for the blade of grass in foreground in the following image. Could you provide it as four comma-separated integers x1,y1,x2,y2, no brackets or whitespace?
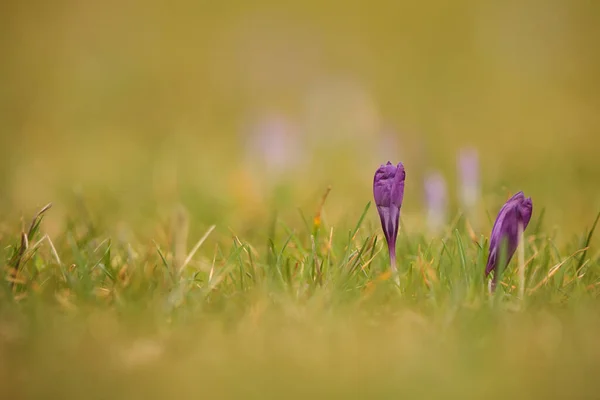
576,211,600,273
455,230,469,286
153,241,178,287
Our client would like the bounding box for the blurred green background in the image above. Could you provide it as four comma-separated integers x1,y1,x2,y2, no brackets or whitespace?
1,0,599,237
2,3,600,398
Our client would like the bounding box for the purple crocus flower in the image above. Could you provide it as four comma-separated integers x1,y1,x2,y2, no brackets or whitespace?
424,172,448,233
485,192,533,290
373,162,406,279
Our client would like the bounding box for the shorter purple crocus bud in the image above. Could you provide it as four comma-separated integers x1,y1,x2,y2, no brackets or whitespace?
373,162,406,278
485,192,533,290
424,172,448,233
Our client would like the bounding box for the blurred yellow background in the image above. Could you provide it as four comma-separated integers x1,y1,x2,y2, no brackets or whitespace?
1,0,599,237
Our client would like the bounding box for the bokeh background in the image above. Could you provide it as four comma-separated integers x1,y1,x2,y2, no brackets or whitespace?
1,0,599,239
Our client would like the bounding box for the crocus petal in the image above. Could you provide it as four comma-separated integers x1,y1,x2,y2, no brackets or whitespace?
376,205,399,251
485,192,533,279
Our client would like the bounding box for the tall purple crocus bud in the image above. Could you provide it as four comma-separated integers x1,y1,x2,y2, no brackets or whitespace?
457,148,480,212
373,162,406,279
424,172,448,233
485,192,533,291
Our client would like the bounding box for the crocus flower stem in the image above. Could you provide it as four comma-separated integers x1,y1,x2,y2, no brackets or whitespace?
389,248,399,285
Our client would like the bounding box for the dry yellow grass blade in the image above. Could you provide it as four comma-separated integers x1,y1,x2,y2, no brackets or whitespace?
181,225,216,271
528,247,588,293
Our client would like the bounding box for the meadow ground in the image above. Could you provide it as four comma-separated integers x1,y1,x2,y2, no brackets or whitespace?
1,1,600,399
1,194,600,399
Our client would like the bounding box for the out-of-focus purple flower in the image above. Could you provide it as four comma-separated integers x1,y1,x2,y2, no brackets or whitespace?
373,162,406,277
485,192,533,290
457,148,480,211
244,114,303,180
377,127,402,164
304,78,380,146
424,172,447,233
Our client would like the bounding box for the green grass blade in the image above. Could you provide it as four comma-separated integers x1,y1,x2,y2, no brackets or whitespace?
576,211,600,272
